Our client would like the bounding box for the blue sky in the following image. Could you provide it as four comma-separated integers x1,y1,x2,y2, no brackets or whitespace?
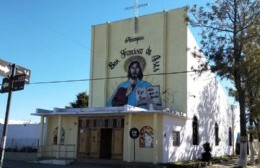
0,0,218,123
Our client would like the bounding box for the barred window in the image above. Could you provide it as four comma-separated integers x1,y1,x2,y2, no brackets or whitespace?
215,123,219,146
229,127,232,146
172,131,180,146
192,116,199,145
113,119,117,128
121,119,124,128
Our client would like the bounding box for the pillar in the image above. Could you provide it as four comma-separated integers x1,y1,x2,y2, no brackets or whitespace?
153,113,158,164
38,116,45,157
126,113,132,162
57,115,62,158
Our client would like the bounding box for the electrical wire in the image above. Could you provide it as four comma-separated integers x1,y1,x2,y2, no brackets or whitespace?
29,70,196,85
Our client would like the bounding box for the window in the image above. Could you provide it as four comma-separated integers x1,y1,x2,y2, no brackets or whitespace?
215,123,219,146
172,131,180,146
120,119,124,128
93,119,97,128
192,116,199,145
113,119,117,128
229,127,232,146
104,119,109,127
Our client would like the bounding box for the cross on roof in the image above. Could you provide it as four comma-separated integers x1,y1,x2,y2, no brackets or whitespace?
125,0,149,33
125,0,149,17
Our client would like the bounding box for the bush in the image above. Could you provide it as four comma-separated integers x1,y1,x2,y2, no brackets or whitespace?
201,142,212,161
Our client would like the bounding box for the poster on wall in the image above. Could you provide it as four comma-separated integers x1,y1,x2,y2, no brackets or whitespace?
53,127,65,145
139,126,153,148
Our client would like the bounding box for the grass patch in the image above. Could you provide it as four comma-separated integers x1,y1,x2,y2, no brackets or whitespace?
167,155,235,168
169,160,207,168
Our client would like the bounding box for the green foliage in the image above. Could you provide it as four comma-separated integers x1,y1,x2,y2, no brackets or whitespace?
187,0,259,166
67,92,89,108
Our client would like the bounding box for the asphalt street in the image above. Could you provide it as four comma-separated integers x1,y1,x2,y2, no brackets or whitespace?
3,160,165,168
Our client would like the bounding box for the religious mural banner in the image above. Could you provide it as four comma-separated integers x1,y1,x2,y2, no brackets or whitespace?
139,126,153,148
53,127,65,145
107,43,163,110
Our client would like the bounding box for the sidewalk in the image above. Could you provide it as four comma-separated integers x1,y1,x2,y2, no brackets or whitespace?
3,153,260,168
3,159,260,168
207,157,259,168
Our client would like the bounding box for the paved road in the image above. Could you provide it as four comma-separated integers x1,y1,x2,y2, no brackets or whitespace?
3,160,165,168
3,159,259,168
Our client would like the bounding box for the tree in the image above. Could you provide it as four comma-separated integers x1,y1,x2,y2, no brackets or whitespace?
229,21,260,164
187,0,260,166
67,92,88,108
243,24,260,163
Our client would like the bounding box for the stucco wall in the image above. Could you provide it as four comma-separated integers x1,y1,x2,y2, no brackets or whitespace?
90,8,188,113
45,116,78,158
0,124,41,149
159,28,236,162
123,113,163,163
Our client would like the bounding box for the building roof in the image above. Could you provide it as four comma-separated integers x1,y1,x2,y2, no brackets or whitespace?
32,105,187,120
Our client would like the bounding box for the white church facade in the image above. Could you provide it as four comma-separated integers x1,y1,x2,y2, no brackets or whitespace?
33,7,240,163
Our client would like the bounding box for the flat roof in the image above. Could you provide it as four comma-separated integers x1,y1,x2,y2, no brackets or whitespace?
31,105,187,120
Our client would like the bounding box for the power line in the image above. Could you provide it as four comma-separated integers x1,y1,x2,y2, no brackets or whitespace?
29,70,195,85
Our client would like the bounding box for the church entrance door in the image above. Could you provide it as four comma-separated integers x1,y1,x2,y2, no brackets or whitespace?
100,128,112,159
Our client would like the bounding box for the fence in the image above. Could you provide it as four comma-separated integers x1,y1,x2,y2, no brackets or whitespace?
5,138,39,152
39,144,76,159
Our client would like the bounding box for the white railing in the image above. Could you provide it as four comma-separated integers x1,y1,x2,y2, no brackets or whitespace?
38,144,76,159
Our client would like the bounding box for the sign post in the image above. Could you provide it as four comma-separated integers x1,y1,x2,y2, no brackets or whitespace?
0,59,30,168
129,127,139,162
0,64,15,168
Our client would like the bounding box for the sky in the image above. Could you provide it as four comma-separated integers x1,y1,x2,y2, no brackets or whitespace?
0,0,223,123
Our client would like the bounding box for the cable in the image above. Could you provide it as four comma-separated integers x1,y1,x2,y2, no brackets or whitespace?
29,70,195,85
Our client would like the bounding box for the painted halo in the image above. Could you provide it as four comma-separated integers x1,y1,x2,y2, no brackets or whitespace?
124,55,146,72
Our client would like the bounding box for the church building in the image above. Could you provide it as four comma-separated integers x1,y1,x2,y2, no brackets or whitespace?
33,7,240,164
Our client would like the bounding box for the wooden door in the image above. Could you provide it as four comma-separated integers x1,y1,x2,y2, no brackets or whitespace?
78,129,91,157
112,128,123,160
90,129,100,158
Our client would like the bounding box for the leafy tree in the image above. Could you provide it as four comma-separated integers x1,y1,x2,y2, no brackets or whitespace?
229,21,259,163
243,24,260,163
187,0,259,166
67,92,88,108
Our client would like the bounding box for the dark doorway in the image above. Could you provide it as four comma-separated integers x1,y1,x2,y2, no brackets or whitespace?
100,128,112,159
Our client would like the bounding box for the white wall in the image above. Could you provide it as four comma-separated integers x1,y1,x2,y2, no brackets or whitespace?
162,115,188,163
0,124,41,149
186,28,235,159
161,28,238,163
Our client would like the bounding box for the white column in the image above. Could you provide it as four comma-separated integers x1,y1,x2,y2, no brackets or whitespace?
39,116,45,146
127,114,132,162
38,116,45,157
153,113,158,164
57,115,62,158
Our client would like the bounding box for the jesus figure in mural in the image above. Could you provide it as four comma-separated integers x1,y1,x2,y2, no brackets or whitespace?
108,56,161,109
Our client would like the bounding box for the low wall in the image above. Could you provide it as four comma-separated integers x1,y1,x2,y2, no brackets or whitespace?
4,152,37,161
